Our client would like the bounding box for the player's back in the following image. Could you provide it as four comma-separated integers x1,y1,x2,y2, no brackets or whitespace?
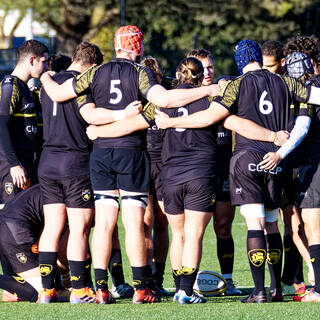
41,70,90,153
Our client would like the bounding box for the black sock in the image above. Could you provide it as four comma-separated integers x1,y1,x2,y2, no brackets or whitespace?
132,266,146,290
266,233,283,291
281,234,301,285
108,249,125,287
152,261,166,287
145,265,155,289
294,258,304,284
0,274,38,302
180,266,198,296
247,230,266,294
172,269,181,293
217,237,234,276
53,265,63,291
39,251,58,289
309,244,320,293
69,260,87,289
84,257,93,288
94,268,108,291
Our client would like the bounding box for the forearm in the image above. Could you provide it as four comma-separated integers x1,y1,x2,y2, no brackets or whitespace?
41,75,75,102
309,86,320,105
82,107,126,125
94,115,149,138
223,115,273,141
277,116,311,159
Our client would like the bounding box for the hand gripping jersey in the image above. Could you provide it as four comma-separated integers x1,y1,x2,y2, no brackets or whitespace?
72,58,158,150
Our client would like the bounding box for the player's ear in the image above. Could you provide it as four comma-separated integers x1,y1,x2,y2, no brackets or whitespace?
280,58,285,67
29,56,35,66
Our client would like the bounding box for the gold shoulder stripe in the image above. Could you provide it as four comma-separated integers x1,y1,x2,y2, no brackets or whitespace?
13,113,36,117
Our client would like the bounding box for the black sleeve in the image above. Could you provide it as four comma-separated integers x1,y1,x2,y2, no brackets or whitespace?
0,115,19,166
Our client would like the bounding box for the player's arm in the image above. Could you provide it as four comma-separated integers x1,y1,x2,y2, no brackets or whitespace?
259,115,311,170
147,83,221,108
40,72,75,102
80,101,142,125
87,114,149,140
155,100,230,129
0,80,27,188
223,115,289,146
308,85,320,105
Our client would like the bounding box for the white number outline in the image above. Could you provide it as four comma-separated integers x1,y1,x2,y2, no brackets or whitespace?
259,90,273,115
109,79,122,104
175,107,188,132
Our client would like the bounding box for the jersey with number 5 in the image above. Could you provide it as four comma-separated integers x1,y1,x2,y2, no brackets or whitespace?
216,69,311,154
72,58,159,150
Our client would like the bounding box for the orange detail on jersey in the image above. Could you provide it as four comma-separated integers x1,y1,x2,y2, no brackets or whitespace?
31,243,39,254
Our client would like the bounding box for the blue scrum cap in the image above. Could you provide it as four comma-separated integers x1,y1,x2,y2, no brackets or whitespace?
234,40,263,74
285,51,314,79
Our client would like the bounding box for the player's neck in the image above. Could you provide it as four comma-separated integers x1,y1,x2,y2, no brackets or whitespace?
11,63,31,83
116,50,137,61
243,62,261,74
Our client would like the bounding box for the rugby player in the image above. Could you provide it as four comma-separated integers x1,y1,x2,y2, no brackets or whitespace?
38,42,106,304
0,185,69,302
154,39,320,303
262,40,285,75
187,48,241,295
0,40,48,204
39,25,223,304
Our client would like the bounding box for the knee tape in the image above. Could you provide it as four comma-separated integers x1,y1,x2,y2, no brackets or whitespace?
121,193,149,209
240,204,265,219
94,193,119,208
265,208,279,223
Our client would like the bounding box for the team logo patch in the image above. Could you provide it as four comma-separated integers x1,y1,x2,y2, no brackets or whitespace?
12,275,25,284
82,189,91,202
40,264,53,277
248,249,266,267
97,280,107,286
16,252,27,264
5,182,13,195
267,249,281,265
31,243,39,254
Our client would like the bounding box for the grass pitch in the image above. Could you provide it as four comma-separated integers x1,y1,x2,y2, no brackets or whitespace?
1,210,319,320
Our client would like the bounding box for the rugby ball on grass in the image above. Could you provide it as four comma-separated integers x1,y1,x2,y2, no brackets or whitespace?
193,270,227,296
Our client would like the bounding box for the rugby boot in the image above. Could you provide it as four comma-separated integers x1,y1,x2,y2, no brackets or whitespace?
268,289,283,302
38,288,57,304
111,283,134,299
132,288,161,304
224,279,242,295
177,290,206,304
241,290,267,303
96,289,116,304
70,287,96,304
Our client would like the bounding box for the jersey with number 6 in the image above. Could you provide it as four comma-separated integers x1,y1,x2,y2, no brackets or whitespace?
216,69,311,154
72,58,158,150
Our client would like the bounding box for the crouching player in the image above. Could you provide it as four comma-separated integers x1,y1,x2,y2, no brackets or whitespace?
0,185,69,302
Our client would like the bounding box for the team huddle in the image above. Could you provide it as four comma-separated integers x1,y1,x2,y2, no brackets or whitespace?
1,24,320,305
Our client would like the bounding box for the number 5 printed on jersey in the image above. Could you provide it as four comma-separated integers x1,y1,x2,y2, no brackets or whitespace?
110,80,122,104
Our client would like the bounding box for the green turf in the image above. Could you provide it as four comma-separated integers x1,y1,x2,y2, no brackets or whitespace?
1,209,319,319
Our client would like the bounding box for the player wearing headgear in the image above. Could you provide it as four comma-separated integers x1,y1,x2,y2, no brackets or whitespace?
0,40,48,204
294,45,320,302
187,48,241,295
39,25,222,304
0,185,69,303
154,39,320,303
262,41,310,297
37,42,105,304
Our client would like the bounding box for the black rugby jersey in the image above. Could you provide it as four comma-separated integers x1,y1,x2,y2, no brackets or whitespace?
41,70,91,152
0,75,37,165
0,184,43,242
216,69,311,154
73,58,158,150
302,75,320,161
161,83,218,185
40,70,92,178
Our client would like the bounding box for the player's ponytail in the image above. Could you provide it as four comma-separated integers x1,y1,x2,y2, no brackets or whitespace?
175,57,204,87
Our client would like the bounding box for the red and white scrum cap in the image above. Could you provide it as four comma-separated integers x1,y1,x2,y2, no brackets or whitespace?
114,25,144,56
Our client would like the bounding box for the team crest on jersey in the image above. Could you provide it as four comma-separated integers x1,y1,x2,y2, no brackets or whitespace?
267,249,281,265
5,182,13,195
16,252,27,264
40,264,53,277
248,249,266,267
82,189,91,202
31,243,39,254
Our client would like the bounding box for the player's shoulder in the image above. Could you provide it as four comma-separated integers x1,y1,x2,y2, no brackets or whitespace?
0,75,17,88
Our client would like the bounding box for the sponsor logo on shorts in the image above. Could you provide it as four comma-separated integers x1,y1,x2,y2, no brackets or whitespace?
12,275,25,284
222,180,230,192
31,243,39,254
236,187,242,194
248,163,283,175
82,189,91,202
40,264,53,277
267,249,281,265
5,182,13,195
16,252,27,264
248,249,266,267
